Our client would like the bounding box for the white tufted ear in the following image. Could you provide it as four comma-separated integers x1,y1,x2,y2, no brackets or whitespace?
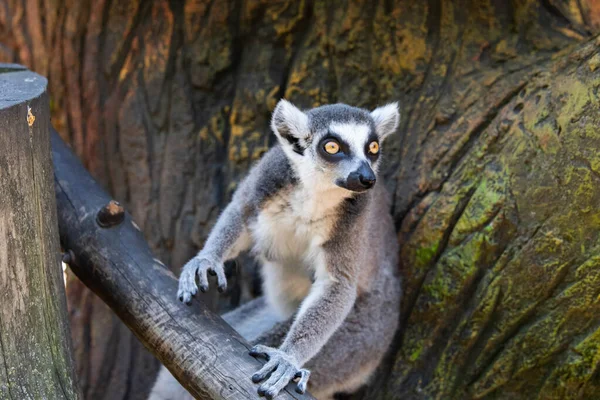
271,99,309,154
371,102,400,141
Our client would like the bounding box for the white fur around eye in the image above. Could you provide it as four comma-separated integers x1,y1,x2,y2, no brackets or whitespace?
371,102,400,140
328,122,371,156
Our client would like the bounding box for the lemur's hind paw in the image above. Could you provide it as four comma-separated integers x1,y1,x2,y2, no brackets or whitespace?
177,255,226,303
249,345,309,399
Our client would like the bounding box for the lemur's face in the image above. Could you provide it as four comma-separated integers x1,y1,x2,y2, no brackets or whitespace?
271,101,400,193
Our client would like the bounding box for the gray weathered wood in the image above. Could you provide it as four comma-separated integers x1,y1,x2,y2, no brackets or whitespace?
0,65,80,399
51,128,314,400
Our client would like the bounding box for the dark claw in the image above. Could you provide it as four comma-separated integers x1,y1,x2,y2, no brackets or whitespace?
295,384,306,394
249,346,262,357
250,350,270,361
199,284,208,293
295,370,310,394
252,374,263,384
208,269,216,276
218,285,225,293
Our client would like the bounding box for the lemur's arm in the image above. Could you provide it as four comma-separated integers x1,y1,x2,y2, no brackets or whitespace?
177,195,251,303
198,199,251,262
249,246,359,398
280,269,356,364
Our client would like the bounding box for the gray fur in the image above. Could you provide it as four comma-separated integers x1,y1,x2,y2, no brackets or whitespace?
242,146,298,215
307,103,375,134
150,101,402,400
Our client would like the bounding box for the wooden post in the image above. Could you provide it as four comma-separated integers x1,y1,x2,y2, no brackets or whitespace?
0,65,80,399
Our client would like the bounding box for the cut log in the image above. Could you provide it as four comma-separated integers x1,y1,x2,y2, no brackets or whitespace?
51,126,314,400
0,66,80,399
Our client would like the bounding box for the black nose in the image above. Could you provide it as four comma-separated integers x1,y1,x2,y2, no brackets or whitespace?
344,162,376,192
359,174,376,188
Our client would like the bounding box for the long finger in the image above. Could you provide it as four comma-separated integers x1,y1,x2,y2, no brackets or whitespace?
177,270,198,303
197,267,209,292
258,367,285,396
251,359,279,383
294,369,310,394
213,266,227,293
263,368,296,400
249,345,270,359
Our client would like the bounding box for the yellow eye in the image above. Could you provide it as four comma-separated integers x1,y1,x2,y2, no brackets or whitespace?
369,141,379,154
324,141,340,154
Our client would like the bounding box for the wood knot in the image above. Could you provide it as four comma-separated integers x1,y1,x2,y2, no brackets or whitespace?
97,200,125,228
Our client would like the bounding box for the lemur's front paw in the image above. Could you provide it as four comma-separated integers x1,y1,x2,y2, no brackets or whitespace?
177,255,226,303
249,345,310,399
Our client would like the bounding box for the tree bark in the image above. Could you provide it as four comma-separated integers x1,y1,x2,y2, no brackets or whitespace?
51,126,314,400
0,65,80,399
2,1,600,399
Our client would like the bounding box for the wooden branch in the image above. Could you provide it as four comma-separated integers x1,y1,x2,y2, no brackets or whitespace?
0,66,80,399
51,128,314,399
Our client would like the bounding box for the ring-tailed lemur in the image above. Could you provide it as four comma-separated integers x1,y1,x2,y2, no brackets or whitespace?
149,100,402,400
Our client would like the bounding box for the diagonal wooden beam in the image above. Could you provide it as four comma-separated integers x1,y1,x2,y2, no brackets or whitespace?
51,127,314,400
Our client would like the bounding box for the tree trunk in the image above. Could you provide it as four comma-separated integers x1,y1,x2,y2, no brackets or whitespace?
2,1,600,399
0,65,80,399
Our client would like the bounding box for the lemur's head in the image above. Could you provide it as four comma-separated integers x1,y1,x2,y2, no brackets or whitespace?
271,100,399,193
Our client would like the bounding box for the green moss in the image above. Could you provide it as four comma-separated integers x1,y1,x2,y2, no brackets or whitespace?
587,53,600,71
449,171,506,246
553,76,598,136
410,345,423,362
414,242,439,268
387,40,600,400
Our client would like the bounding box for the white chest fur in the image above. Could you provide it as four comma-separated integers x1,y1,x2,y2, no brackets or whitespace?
249,184,349,317
249,184,347,268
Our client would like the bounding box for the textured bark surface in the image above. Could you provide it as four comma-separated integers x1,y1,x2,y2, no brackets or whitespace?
2,1,600,399
0,66,79,399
